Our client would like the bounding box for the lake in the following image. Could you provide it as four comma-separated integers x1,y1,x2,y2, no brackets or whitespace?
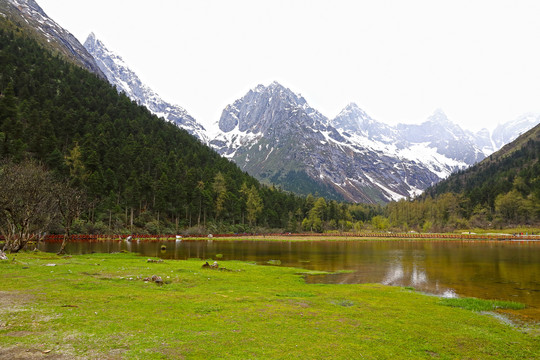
38,239,540,321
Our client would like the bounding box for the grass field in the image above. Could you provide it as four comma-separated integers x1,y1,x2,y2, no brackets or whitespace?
0,252,538,359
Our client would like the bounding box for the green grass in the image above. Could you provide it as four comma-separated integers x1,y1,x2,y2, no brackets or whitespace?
0,252,538,359
440,297,527,312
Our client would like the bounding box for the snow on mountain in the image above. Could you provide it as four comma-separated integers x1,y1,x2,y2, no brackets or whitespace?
211,82,452,203
473,128,495,157
332,103,398,143
492,113,540,150
210,82,539,203
1,0,105,79
83,33,208,143
396,109,485,165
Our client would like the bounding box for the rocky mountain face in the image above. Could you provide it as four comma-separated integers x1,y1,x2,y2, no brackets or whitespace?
210,82,459,203
210,82,540,203
0,0,105,79
396,109,486,165
83,33,208,143
9,0,537,205
332,103,398,144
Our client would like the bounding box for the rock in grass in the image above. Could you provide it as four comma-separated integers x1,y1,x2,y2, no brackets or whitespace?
0,250,7,260
202,261,219,269
143,275,164,285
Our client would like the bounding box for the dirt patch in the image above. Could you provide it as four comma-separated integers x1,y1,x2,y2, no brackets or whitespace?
0,291,33,331
4,331,34,337
0,346,71,360
0,291,34,308
156,346,187,360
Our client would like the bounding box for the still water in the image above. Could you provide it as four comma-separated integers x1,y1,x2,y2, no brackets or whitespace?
39,239,540,320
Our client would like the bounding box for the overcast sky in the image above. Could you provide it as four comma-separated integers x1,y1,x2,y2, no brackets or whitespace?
38,0,540,132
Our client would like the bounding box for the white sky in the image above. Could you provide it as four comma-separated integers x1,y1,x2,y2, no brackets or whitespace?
37,0,540,132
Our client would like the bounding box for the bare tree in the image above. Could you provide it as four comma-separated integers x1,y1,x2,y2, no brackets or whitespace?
0,161,58,252
53,182,87,255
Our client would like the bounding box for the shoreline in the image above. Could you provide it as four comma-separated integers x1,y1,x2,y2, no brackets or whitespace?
30,232,540,243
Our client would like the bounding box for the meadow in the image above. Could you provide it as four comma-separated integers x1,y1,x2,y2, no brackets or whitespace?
0,252,538,359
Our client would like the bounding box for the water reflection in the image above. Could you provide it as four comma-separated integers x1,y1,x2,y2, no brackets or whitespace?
38,239,540,320
379,253,429,289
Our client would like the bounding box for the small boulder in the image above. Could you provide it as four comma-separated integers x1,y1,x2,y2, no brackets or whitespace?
144,275,163,285
202,261,219,269
0,250,8,261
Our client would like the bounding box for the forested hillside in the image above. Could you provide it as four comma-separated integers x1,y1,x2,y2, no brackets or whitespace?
0,17,383,235
0,18,287,233
385,124,540,231
425,124,539,205
3,12,536,239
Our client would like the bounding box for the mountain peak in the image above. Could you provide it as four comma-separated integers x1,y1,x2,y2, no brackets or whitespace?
344,102,361,110
84,34,208,143
215,81,327,136
270,80,284,88
83,32,103,53
428,109,450,124
85,32,99,46
337,102,369,118
255,81,292,95
332,103,379,135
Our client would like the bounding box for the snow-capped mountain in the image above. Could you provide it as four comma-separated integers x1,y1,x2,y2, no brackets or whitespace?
0,0,105,79
332,103,398,143
211,82,540,203
396,109,486,165
331,106,479,187
211,82,460,203
83,33,208,143
492,113,540,150
472,128,494,156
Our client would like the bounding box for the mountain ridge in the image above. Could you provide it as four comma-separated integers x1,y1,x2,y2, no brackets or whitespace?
83,33,209,143
0,0,105,79
211,82,463,203
210,81,540,203
17,2,535,204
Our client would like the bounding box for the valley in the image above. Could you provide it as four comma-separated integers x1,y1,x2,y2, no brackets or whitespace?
1,1,539,359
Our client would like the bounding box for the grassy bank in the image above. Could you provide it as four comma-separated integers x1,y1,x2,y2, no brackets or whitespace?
0,252,538,359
